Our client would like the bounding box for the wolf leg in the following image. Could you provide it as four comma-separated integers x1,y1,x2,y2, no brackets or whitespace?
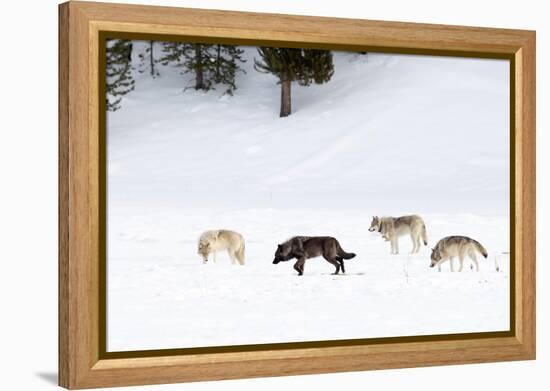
469,251,479,272
338,259,345,273
299,260,305,275
458,255,465,272
410,233,417,254
323,255,341,274
331,260,341,274
293,260,301,275
228,250,237,265
236,243,245,265
236,251,245,265
394,238,399,254
449,257,455,272
213,251,217,263
294,258,305,276
390,238,397,254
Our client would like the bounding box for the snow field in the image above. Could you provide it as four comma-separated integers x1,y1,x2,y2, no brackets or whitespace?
107,44,510,351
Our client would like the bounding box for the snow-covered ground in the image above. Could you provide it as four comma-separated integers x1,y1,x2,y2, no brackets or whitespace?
107,43,510,352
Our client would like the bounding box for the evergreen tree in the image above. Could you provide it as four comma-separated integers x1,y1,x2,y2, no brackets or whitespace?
106,39,135,111
138,40,159,77
159,42,205,90
185,43,213,91
160,42,245,94
212,45,246,95
159,41,188,65
254,47,334,117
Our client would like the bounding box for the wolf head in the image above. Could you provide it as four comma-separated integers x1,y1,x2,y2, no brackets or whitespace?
273,243,291,264
197,240,211,262
429,247,441,268
368,216,381,232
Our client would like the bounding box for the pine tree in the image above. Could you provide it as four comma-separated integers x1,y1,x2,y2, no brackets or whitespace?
159,42,206,90
212,45,246,95
160,42,245,94
159,41,188,65
138,40,159,77
254,48,334,117
186,43,213,91
106,39,135,111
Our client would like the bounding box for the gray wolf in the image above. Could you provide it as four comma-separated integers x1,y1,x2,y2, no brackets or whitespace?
368,215,428,254
198,229,245,265
273,236,356,275
430,235,488,272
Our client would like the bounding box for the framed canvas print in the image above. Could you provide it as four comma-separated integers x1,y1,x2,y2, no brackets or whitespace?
58,1,536,389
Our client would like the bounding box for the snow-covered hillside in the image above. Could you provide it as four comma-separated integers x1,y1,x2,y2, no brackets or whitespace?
107,43,510,352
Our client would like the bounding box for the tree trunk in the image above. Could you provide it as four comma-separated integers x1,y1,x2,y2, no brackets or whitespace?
127,42,133,62
195,44,204,90
216,45,221,81
149,41,155,76
280,78,291,117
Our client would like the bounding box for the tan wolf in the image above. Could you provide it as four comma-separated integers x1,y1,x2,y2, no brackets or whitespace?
197,229,245,265
430,236,488,272
368,215,428,254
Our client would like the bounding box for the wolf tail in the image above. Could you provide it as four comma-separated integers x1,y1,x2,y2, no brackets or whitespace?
337,242,356,260
472,240,488,258
236,240,245,265
421,223,428,246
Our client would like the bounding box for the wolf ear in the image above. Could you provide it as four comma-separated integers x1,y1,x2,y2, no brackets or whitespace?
277,244,282,249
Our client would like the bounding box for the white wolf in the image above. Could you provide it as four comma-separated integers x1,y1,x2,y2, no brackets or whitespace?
430,235,488,272
197,229,245,265
368,215,428,254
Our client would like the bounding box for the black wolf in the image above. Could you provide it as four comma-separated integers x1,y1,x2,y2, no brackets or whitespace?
273,236,356,275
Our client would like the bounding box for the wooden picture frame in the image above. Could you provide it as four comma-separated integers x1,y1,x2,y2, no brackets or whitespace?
58,1,536,389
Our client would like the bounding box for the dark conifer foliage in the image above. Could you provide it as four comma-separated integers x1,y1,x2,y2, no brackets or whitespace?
186,43,212,91
213,45,246,95
254,48,334,117
159,41,188,64
106,39,135,111
138,41,159,77
159,42,245,94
